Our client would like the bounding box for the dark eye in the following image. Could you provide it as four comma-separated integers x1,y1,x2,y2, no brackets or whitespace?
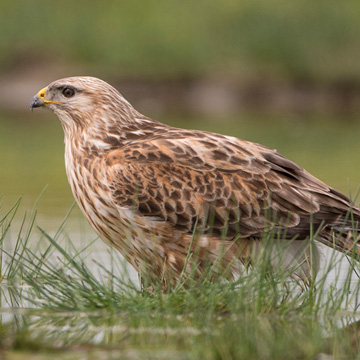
62,88,75,98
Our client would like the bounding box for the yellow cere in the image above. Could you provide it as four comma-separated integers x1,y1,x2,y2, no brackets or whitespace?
37,87,47,99
37,87,63,105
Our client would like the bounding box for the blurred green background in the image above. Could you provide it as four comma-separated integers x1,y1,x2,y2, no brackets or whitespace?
1,0,360,219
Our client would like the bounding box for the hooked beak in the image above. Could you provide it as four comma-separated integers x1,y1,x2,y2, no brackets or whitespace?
30,94,44,111
30,87,63,111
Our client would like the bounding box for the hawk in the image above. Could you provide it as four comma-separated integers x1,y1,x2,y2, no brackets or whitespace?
30,76,360,289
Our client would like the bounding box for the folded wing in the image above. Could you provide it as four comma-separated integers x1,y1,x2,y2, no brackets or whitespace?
106,131,360,255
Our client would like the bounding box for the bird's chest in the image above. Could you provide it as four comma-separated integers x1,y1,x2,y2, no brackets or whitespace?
63,146,164,261
64,147,121,237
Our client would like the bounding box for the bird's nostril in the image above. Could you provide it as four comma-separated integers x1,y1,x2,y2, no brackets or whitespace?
37,88,46,98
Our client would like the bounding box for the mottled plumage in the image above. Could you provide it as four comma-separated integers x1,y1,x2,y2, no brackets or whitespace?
30,76,360,288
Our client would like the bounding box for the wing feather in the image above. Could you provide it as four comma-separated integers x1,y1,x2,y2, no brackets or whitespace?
106,133,360,241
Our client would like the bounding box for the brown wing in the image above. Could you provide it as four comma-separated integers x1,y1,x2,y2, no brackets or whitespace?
106,133,359,242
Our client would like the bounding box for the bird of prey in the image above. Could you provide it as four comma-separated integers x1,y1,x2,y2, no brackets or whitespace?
30,76,360,289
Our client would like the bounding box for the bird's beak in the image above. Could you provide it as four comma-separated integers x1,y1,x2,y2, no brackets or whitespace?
30,94,44,111
30,87,63,111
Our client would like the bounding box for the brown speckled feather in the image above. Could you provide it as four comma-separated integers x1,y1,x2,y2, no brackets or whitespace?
107,134,357,242
30,76,360,289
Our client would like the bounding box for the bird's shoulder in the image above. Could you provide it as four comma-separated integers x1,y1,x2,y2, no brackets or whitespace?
104,126,332,197
105,127,270,173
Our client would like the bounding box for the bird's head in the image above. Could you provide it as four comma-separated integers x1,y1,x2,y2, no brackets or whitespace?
30,76,136,131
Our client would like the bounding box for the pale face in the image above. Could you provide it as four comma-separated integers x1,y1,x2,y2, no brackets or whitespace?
30,76,126,129
31,77,109,125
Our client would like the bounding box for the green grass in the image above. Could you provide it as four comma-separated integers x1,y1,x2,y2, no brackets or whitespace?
2,0,360,82
1,200,360,359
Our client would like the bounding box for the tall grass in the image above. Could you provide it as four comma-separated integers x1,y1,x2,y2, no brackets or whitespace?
0,199,360,358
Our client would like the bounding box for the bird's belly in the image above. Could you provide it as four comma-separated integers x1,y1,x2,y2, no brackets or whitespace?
87,205,180,273
72,185,172,270
65,163,173,273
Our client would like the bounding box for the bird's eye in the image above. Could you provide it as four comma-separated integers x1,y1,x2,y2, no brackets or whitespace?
62,88,75,98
